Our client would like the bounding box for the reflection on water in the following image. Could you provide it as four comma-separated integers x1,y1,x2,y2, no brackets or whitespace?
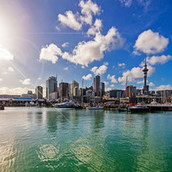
0,107,172,171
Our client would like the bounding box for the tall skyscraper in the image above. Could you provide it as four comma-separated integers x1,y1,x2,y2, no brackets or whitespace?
93,75,100,96
72,80,79,96
100,82,105,97
46,76,57,100
35,86,43,99
126,85,136,98
143,57,149,95
59,82,69,99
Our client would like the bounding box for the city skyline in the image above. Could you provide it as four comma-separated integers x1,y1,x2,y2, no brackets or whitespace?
0,0,172,95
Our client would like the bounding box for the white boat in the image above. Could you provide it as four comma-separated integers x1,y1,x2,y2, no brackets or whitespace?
86,106,104,110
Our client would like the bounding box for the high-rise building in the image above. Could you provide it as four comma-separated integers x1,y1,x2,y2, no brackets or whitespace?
59,82,69,99
72,80,79,96
126,85,136,98
143,57,149,95
35,86,43,99
46,76,57,100
100,82,105,97
93,75,100,96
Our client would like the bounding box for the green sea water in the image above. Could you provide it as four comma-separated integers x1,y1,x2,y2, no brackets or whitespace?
0,107,172,172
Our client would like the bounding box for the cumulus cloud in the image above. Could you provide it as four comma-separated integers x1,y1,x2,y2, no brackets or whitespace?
39,43,62,64
118,65,155,84
62,42,69,48
0,46,14,61
58,11,82,31
91,64,108,75
107,74,118,83
82,73,92,80
8,67,14,72
87,19,102,35
19,78,31,85
0,87,34,95
155,85,172,91
62,27,123,66
79,0,100,25
57,0,100,30
110,84,115,87
134,29,169,54
147,55,172,65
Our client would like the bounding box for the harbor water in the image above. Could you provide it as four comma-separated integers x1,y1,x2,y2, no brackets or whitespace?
0,107,172,171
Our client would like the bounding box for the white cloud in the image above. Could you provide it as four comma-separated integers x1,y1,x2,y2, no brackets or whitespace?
87,19,102,35
118,65,155,84
58,11,82,31
119,0,132,7
106,87,111,91
107,74,118,83
118,63,125,67
0,87,34,95
0,46,14,61
2,72,8,75
79,0,100,25
64,67,69,71
39,43,62,64
38,77,41,80
8,67,14,72
134,29,169,54
62,42,69,48
110,84,115,87
104,81,109,85
82,73,92,80
19,78,31,85
155,85,172,91
62,27,123,66
91,64,108,75
104,62,109,66
147,55,172,65
0,78,2,81
149,82,155,87
137,80,144,84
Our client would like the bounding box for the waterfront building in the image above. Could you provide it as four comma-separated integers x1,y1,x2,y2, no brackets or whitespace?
126,85,136,98
46,76,57,100
59,82,69,100
72,80,79,96
22,90,37,99
93,75,100,96
35,86,43,99
49,92,58,101
105,89,125,99
136,89,142,96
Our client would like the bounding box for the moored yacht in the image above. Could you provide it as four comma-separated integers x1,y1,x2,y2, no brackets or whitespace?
129,103,149,113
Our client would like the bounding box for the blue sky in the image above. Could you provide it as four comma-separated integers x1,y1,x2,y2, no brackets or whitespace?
0,0,172,95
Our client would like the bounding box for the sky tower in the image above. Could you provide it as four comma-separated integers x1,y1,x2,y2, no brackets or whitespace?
143,56,149,95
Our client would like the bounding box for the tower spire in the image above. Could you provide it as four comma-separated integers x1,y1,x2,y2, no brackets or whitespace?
143,55,149,94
